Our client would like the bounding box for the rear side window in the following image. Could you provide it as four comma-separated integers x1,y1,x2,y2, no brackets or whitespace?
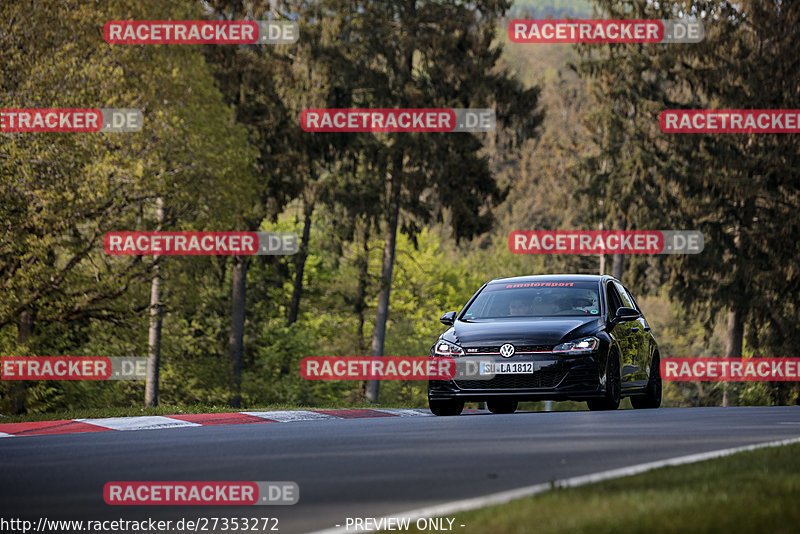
606,282,623,316
613,281,635,309
615,282,640,311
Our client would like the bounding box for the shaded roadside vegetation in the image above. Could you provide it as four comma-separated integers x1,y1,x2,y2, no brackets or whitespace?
1,0,798,415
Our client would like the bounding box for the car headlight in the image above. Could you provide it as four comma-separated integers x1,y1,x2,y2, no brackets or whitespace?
433,340,465,357
553,336,599,354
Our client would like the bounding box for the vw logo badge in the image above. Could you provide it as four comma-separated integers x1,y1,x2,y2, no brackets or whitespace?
499,343,515,358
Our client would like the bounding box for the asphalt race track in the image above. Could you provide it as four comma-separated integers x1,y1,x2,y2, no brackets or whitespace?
2,406,800,533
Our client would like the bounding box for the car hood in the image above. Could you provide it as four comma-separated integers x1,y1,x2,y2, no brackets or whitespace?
444,317,603,346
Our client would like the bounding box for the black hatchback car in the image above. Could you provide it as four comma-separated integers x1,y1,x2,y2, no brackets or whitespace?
428,274,662,415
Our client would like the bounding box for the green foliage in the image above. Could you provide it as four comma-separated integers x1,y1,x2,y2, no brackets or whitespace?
3,0,798,416
0,0,256,412
510,0,595,17
573,0,800,347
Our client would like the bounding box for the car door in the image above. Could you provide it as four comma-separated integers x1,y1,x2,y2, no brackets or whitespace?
605,281,637,388
613,281,649,387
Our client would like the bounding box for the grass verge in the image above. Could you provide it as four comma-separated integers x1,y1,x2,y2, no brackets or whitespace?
390,442,800,534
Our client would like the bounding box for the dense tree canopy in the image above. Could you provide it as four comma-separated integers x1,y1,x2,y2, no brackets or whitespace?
1,0,798,413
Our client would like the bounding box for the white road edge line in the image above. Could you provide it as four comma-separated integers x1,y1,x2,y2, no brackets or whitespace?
305,436,800,534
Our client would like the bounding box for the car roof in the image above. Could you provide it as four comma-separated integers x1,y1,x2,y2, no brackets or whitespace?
487,274,613,285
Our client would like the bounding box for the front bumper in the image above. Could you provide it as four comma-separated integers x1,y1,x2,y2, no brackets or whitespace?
428,353,603,401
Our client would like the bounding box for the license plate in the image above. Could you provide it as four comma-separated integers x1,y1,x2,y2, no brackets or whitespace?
480,361,556,375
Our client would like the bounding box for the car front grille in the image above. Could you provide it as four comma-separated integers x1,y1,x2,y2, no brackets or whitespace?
455,366,569,390
465,344,555,354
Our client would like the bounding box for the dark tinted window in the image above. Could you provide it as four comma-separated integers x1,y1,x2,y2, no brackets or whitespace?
613,281,635,308
606,282,623,315
462,281,601,319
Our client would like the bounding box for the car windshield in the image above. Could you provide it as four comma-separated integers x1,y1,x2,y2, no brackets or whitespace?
461,281,601,319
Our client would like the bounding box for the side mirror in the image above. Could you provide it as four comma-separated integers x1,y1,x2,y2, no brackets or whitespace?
439,311,457,326
610,307,641,325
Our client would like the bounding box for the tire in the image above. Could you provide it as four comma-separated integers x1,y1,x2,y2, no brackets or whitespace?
429,398,464,416
587,351,621,411
487,400,518,414
631,353,662,409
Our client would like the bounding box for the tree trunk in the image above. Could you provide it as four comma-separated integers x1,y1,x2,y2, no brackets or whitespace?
228,257,248,408
145,196,164,407
356,223,370,355
287,198,314,326
356,223,371,399
611,253,624,281
144,270,163,407
365,154,403,403
365,22,413,403
722,225,743,407
722,306,744,407
598,221,605,275
611,218,626,281
11,310,34,414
